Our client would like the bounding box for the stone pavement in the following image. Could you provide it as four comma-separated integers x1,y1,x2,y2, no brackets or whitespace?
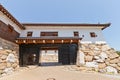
0,65,120,80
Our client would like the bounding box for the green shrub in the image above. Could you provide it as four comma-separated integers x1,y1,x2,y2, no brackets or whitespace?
116,51,120,55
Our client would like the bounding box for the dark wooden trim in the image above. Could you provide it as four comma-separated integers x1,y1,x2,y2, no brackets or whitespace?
16,37,81,44
40,32,58,37
0,20,20,42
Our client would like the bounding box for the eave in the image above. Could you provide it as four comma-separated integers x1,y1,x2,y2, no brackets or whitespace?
22,23,111,30
0,4,25,30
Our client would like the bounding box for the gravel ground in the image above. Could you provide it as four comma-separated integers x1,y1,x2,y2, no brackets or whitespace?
0,65,120,80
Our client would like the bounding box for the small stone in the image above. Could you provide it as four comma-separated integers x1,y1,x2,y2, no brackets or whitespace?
99,69,106,73
85,55,93,62
109,58,119,64
94,56,100,60
78,67,87,71
95,59,104,63
98,63,106,69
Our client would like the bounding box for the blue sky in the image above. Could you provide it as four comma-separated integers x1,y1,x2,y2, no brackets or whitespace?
0,0,120,50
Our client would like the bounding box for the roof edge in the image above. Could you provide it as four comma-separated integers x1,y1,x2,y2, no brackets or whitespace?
22,23,111,30
0,4,25,30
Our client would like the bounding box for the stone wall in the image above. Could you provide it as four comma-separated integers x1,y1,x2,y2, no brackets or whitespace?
0,49,19,76
0,38,19,76
77,43,120,74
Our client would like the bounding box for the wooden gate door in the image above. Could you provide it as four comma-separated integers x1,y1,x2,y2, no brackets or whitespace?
19,44,40,66
58,44,70,65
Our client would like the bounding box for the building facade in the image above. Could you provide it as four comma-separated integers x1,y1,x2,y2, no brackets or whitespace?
0,4,120,74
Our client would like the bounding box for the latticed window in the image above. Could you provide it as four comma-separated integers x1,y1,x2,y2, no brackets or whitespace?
40,32,58,37
27,32,33,37
90,32,97,37
74,31,79,37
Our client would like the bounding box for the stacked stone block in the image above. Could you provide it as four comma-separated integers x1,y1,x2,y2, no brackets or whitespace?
77,43,120,74
0,49,19,76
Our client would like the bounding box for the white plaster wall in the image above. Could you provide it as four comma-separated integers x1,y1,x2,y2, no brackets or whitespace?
20,26,106,43
0,12,22,33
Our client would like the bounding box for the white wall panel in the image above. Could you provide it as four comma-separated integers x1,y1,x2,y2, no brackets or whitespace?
20,26,106,43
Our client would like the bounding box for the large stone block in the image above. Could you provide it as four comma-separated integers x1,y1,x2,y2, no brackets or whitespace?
108,53,119,59
105,66,118,74
105,61,110,66
3,67,13,74
85,62,98,68
5,50,12,53
117,62,120,67
6,63,12,68
0,50,7,54
102,45,111,51
99,52,108,60
79,51,85,65
1,55,7,60
0,63,6,70
116,66,120,71
89,44,96,49
95,59,104,63
94,56,100,60
98,63,106,69
93,50,101,56
109,64,117,68
109,58,119,64
6,53,16,63
12,63,18,68
85,55,93,62
88,51,94,56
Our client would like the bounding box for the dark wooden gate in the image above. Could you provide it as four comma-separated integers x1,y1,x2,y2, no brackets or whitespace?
19,44,40,66
19,44,78,66
58,44,77,65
